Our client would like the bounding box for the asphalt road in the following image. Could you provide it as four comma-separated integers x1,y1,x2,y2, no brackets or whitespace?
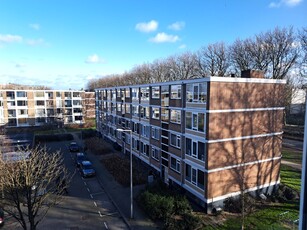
4,140,128,230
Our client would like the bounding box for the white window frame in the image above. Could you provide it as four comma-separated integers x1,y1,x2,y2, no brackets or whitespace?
170,157,180,173
151,127,160,140
151,86,160,99
170,133,181,149
170,109,181,124
151,147,159,161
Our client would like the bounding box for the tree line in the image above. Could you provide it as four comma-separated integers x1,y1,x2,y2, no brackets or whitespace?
87,26,307,90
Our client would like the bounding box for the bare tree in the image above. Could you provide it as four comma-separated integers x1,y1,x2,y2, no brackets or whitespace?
264,27,299,79
229,39,253,75
298,27,307,78
197,42,230,77
0,146,71,230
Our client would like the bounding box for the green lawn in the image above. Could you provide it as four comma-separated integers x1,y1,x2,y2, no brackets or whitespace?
282,149,302,164
280,165,301,192
218,202,299,230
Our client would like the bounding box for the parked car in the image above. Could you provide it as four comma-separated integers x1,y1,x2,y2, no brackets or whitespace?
79,161,96,178
75,152,87,167
69,142,79,152
0,208,4,227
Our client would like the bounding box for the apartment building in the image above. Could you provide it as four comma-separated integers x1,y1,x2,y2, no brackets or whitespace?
95,70,285,212
0,89,85,127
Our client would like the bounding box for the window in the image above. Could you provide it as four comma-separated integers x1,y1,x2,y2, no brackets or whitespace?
140,87,149,100
132,122,139,134
132,105,139,117
36,100,45,106
152,107,160,119
35,92,44,97
140,106,150,119
125,104,131,113
170,85,181,99
186,112,192,129
186,83,207,103
170,157,180,172
17,101,27,106
132,88,139,100
17,91,27,97
151,127,160,140
141,143,149,157
170,110,181,124
141,124,150,138
117,103,122,112
116,89,121,97
151,86,160,99
185,164,205,190
152,147,159,161
185,138,206,162
185,112,205,133
125,88,130,98
56,92,61,97
170,133,181,148
73,92,81,97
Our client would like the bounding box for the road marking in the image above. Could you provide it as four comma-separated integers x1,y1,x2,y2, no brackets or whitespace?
90,194,93,199
94,201,97,207
100,212,118,217
98,211,102,217
87,188,91,193
104,222,108,229
84,181,87,186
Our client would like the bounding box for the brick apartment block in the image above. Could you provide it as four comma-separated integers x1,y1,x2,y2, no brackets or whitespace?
95,70,286,212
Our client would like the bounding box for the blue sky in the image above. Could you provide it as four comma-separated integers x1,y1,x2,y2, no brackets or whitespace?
0,0,306,90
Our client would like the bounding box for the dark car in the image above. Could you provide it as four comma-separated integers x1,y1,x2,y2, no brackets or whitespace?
75,152,87,167
69,142,79,152
79,161,96,178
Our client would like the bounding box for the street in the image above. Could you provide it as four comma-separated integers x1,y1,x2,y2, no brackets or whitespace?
5,139,128,230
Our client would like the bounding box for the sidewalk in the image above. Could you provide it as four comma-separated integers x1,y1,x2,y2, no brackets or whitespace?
73,133,159,230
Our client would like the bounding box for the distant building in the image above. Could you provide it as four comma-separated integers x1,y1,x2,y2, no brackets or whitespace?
95,70,286,212
0,89,85,127
289,88,306,115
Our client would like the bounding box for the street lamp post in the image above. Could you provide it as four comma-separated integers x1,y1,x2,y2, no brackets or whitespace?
116,128,133,219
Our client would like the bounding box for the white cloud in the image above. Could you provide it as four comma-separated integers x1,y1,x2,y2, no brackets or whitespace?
135,20,158,33
168,21,185,31
179,44,187,49
149,33,179,43
29,23,40,30
269,0,302,8
85,54,105,64
26,38,46,46
0,34,23,43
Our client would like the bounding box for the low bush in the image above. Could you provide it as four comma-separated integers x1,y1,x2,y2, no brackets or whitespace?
284,187,296,200
164,213,202,230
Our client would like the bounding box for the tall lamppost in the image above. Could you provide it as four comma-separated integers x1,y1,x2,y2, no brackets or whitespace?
116,128,133,219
